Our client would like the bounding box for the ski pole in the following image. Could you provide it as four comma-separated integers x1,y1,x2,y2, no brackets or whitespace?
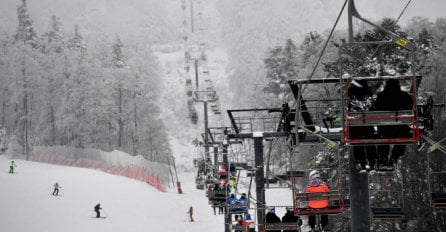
101,209,108,217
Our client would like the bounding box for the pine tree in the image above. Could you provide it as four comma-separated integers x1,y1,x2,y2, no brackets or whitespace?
41,16,64,54
67,25,86,63
14,0,37,47
112,35,125,68
264,39,298,99
37,16,67,145
110,35,127,148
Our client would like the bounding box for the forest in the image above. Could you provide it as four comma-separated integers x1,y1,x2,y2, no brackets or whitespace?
0,0,172,164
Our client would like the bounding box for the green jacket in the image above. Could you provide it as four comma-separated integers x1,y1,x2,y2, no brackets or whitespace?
9,162,16,167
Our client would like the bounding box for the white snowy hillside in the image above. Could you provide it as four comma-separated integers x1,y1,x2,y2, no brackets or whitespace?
0,155,222,232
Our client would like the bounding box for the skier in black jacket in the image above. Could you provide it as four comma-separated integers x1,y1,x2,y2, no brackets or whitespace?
281,207,302,232
94,203,102,218
265,207,281,232
374,79,413,167
348,79,377,171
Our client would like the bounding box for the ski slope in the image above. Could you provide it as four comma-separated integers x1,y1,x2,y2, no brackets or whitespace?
0,155,222,232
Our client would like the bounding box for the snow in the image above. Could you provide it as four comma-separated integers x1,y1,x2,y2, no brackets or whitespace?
0,155,222,232
0,154,315,232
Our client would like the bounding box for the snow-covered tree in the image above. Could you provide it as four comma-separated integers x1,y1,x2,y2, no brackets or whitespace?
264,39,299,99
14,0,37,47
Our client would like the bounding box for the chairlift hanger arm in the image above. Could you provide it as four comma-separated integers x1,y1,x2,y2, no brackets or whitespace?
348,0,416,51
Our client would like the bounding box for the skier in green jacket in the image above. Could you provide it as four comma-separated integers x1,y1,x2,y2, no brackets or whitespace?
9,161,16,173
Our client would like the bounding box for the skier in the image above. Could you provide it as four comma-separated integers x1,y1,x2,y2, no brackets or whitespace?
9,160,16,173
306,170,329,231
243,214,255,232
281,207,302,232
374,79,413,168
227,193,238,212
187,206,194,222
52,182,61,196
265,207,281,232
348,78,377,171
234,215,244,232
238,193,248,212
94,203,102,218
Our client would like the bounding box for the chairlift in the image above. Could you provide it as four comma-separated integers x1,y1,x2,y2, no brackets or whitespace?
426,139,446,211
291,170,345,216
191,111,198,124
370,188,405,221
195,176,205,190
343,76,420,145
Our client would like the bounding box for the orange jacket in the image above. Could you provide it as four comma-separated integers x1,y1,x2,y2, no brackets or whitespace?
306,184,329,209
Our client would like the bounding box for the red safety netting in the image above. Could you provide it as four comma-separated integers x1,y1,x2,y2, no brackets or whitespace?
29,146,168,192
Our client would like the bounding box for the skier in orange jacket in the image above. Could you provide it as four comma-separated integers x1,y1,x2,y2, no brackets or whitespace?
306,170,329,230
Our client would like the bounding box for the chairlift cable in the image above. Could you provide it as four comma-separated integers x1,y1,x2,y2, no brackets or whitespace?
302,0,348,94
395,0,413,23
291,0,347,149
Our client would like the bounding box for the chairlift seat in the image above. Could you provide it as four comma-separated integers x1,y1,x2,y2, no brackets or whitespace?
264,223,301,231
294,192,344,215
231,224,253,231
430,192,446,208
344,110,419,144
371,207,404,220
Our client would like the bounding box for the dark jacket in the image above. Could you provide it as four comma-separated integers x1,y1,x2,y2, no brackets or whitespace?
265,212,281,232
281,210,301,232
374,79,413,111
348,79,375,139
374,79,413,138
94,204,101,212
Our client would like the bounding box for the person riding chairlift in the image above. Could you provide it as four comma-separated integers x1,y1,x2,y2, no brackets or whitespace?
306,170,329,231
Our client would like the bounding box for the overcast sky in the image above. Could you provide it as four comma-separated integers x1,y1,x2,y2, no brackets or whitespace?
0,0,444,42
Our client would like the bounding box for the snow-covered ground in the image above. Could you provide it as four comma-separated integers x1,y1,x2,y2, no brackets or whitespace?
0,155,223,232
0,154,314,232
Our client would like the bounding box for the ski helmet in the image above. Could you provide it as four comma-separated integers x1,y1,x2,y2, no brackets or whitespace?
309,170,320,180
